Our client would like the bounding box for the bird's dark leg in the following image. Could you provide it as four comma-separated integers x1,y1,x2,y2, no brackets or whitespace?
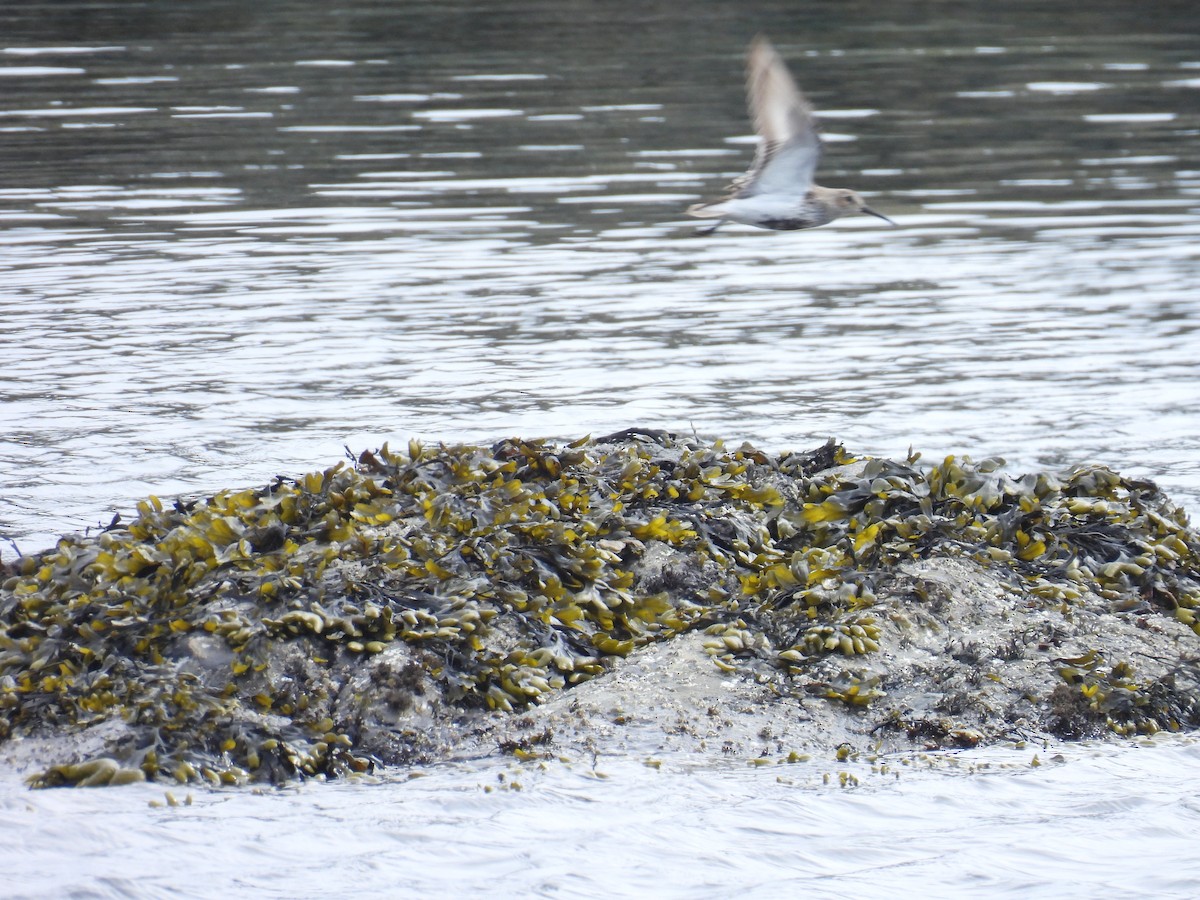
695,220,725,236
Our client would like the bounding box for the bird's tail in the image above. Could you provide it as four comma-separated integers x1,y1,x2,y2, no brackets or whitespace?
686,202,725,219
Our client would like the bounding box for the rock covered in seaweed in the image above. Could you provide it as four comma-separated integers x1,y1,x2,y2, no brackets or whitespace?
2,430,1200,787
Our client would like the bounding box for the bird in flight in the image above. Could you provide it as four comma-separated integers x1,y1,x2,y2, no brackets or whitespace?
687,36,894,235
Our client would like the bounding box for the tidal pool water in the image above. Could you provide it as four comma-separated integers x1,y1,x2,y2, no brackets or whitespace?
1,1,1199,895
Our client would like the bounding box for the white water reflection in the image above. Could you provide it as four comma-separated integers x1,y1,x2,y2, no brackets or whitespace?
1,2,1199,561
4,191,1198,551
6,737,1200,899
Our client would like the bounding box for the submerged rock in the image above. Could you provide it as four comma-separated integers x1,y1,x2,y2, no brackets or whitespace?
2,431,1199,786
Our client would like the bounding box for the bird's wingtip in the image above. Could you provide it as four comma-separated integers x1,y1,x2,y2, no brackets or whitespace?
748,34,776,60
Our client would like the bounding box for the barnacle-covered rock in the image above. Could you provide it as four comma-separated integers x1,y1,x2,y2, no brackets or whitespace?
2,431,1200,786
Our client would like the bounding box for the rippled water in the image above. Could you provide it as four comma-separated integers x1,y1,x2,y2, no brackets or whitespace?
6,736,1200,899
2,2,1200,893
2,0,1199,553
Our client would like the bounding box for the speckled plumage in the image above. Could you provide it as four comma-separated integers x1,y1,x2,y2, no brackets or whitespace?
687,36,894,234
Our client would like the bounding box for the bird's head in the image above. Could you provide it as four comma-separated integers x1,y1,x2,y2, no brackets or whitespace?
834,189,895,225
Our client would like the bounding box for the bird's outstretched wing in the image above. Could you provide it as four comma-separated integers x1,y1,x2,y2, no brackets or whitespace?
729,36,822,199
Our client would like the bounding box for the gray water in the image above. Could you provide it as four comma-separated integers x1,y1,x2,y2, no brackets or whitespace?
2,1,1199,894
6,737,1200,899
3,0,1199,553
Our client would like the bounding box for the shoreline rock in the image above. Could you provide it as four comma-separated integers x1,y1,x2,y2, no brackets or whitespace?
2,431,1199,786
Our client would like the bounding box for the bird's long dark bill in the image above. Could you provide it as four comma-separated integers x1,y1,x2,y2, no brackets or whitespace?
862,206,896,225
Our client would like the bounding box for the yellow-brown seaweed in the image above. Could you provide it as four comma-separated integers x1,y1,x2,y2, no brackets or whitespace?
2,432,1199,786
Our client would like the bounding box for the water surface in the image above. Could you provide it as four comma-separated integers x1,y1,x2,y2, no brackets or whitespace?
5,737,1200,899
2,2,1200,895
2,0,1198,551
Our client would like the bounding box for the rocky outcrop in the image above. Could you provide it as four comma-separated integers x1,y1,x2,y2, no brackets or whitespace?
2,431,1199,786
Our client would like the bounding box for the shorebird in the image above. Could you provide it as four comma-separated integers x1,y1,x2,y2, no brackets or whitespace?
687,36,894,235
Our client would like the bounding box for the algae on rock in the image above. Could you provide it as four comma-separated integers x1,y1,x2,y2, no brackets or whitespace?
2,431,1199,787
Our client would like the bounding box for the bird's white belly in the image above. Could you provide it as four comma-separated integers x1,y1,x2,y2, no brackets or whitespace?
718,195,810,226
